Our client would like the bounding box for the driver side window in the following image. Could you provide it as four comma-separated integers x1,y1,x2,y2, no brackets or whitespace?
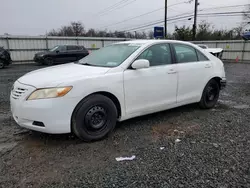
137,43,172,66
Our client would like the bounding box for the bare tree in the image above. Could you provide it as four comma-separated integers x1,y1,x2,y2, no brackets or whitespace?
71,22,85,36
244,4,250,21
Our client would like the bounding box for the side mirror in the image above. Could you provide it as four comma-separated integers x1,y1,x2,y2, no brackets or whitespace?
131,59,150,69
56,50,59,53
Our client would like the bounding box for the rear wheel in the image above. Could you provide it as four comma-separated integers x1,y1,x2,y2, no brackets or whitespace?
45,57,54,66
0,60,4,69
199,79,220,109
72,94,117,141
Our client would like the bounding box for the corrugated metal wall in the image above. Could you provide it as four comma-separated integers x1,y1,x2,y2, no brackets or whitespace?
0,36,249,62
0,36,127,62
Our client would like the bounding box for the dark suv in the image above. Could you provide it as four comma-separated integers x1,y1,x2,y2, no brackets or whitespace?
34,45,89,65
0,47,12,69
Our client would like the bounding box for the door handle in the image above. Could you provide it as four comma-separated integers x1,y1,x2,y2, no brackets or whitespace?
167,69,177,74
205,64,211,68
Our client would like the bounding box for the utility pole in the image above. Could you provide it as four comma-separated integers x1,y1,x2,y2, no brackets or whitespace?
192,0,198,40
164,0,167,38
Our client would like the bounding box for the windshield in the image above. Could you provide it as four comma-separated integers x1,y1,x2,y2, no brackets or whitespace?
49,45,67,52
78,43,141,67
49,46,60,52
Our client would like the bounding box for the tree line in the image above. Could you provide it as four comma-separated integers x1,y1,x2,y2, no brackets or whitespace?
48,5,250,41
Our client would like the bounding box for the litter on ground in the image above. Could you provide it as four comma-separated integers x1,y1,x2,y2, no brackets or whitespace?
175,139,181,143
115,155,136,162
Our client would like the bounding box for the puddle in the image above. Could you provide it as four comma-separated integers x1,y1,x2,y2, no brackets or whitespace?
233,104,250,109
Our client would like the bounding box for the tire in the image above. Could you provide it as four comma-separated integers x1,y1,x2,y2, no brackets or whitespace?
45,57,54,66
37,61,44,66
0,60,4,69
199,79,220,109
72,94,118,141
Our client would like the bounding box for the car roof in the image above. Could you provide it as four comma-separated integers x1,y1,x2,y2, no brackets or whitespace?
116,39,196,46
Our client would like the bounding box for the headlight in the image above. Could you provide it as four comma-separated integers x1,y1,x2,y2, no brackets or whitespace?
27,86,72,100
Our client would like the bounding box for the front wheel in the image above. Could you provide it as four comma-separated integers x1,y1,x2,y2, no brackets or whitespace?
72,94,117,141
199,79,220,109
0,60,5,69
45,57,54,66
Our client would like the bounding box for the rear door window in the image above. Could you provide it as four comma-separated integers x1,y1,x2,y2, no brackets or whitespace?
173,44,198,63
67,46,78,51
196,50,209,61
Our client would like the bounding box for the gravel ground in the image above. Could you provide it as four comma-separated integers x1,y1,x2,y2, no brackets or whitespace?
0,63,250,188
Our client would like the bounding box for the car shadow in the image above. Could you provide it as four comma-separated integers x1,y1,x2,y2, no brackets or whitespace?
116,103,199,130
19,103,201,146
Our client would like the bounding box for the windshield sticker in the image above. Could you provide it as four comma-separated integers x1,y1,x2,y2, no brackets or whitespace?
106,62,118,66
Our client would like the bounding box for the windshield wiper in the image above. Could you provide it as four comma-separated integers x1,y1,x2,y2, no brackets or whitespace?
81,62,97,66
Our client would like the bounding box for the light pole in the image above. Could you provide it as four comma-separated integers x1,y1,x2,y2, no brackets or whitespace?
192,0,198,40
164,0,168,38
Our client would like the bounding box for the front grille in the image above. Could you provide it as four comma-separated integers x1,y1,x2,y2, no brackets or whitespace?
12,87,28,100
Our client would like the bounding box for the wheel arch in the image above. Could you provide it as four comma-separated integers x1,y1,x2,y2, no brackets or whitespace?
199,76,222,101
70,91,122,132
210,76,222,89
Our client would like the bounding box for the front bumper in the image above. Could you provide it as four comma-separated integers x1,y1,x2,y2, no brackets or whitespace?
33,55,45,63
10,81,80,134
220,79,226,89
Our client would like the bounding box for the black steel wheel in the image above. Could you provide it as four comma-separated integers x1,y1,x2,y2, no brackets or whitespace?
0,60,4,69
72,94,117,141
45,57,54,66
199,79,220,109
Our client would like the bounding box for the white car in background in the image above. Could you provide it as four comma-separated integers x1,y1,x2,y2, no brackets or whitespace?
10,40,226,141
197,44,223,59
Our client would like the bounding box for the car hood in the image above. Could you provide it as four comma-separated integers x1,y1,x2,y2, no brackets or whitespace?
18,63,111,88
35,51,48,56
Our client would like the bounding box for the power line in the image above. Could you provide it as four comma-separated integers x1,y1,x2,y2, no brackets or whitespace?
128,14,247,32
99,7,164,29
96,0,129,15
132,13,247,32
123,11,249,32
98,0,137,16
122,11,249,32
100,3,248,29
99,1,190,29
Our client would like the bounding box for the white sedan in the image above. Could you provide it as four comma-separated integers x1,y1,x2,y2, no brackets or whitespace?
10,40,226,141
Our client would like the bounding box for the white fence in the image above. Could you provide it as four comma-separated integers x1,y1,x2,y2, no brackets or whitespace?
0,36,128,62
0,36,249,62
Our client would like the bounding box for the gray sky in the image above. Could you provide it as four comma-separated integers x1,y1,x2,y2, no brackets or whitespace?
1,0,249,35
